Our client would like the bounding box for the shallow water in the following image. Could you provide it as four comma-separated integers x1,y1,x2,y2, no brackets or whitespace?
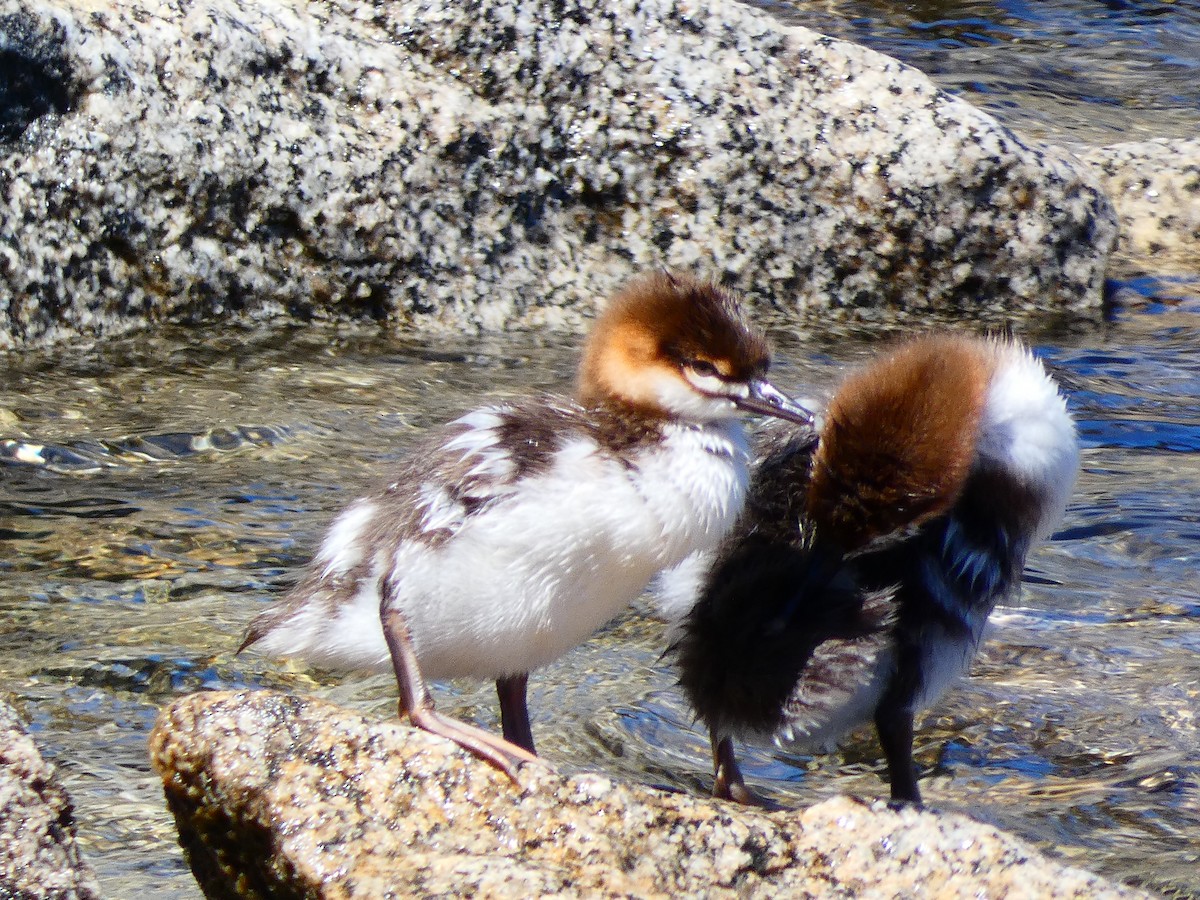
5,1,1200,896
775,0,1200,145
2,286,1200,897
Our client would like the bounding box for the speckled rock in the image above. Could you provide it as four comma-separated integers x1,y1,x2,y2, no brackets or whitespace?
0,0,1117,349
0,699,101,900
1079,138,1200,277
149,690,1146,899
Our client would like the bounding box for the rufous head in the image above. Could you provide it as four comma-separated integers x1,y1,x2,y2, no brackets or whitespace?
807,335,994,551
577,271,811,425
807,332,1079,552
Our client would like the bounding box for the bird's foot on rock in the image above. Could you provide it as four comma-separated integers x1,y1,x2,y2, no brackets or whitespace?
407,706,544,786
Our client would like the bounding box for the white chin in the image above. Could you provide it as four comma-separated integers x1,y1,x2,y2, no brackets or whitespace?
654,377,739,422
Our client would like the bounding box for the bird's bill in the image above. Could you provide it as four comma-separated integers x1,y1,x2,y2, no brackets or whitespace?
733,379,815,425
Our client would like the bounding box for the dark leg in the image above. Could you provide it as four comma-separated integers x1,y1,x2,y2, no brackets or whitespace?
712,733,775,807
496,673,536,755
380,603,538,783
874,703,921,805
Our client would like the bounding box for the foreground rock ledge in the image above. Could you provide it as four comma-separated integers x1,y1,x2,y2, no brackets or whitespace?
150,691,1144,899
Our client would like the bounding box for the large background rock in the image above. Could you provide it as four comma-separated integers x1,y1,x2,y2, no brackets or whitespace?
150,690,1147,899
0,699,101,900
0,0,1117,349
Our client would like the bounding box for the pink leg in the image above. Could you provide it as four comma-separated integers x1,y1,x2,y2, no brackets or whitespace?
712,733,774,807
380,603,538,783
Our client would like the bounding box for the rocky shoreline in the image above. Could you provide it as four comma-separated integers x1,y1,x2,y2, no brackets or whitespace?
148,690,1150,900
7,0,1195,350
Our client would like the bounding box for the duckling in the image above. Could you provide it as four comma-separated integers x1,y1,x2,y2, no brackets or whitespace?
669,334,1078,803
241,271,812,777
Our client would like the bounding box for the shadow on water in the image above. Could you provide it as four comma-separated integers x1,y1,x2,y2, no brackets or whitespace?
2,272,1199,897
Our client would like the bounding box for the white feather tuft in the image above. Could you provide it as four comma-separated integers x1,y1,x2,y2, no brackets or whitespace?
315,501,377,578
979,343,1080,538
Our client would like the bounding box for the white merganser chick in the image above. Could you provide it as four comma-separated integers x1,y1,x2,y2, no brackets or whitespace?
240,271,812,778
668,334,1078,804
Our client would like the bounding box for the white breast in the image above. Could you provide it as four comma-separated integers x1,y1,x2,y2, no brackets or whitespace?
290,420,751,680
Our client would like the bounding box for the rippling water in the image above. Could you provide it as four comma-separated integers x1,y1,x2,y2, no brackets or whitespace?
771,0,1200,144
2,287,1200,897
4,2,1199,897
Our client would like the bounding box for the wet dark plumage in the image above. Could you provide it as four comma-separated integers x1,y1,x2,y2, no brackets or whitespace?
669,335,1077,804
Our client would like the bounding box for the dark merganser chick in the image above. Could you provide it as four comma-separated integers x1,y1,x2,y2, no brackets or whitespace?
666,334,1078,804
240,271,812,778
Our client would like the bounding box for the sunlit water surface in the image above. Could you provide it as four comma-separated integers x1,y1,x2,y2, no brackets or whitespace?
2,289,1199,897
770,0,1200,144
4,1,1200,896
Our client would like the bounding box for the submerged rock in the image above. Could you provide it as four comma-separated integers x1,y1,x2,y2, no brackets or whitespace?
1,0,1117,348
149,689,1147,899
0,699,101,900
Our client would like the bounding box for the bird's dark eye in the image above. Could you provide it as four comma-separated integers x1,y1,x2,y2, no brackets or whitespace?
690,359,720,377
